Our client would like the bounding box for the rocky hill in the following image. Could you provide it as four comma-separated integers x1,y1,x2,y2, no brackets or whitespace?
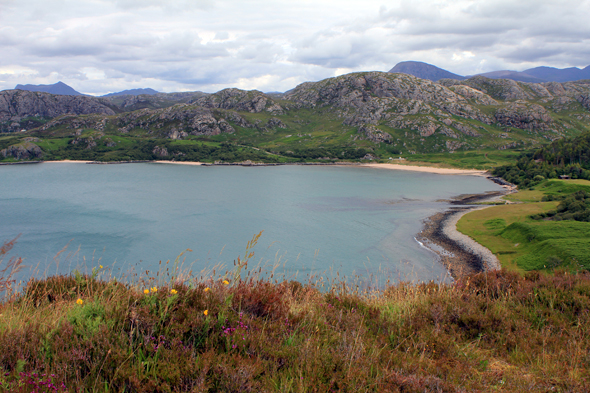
0,90,117,132
2,71,590,161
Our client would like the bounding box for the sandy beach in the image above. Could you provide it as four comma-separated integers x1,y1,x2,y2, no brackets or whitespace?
154,161,203,166
361,162,488,176
42,160,93,164
36,160,488,176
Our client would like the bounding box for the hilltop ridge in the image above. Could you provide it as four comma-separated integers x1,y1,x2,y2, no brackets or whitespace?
2,71,590,162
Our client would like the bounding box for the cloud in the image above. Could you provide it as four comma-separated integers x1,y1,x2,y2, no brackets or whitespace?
1,0,589,94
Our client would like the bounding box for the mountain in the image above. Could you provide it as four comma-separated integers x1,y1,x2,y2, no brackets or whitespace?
14,81,82,96
388,61,465,81
101,88,159,97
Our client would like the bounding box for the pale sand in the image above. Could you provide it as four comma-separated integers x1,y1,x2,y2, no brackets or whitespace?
361,163,488,176
43,160,92,164
154,161,203,166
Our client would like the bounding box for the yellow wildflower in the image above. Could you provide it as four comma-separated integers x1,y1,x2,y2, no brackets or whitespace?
76,298,83,305
151,287,158,293
144,289,149,294
222,280,229,285
204,310,208,316
170,289,178,295
204,287,210,292
99,265,103,269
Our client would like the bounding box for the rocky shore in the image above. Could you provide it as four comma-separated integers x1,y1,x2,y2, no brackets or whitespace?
416,190,510,279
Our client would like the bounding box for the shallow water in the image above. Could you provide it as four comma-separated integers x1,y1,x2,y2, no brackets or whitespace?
0,163,503,284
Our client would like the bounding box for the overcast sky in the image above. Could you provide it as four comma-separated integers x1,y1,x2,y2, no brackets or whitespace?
1,0,589,95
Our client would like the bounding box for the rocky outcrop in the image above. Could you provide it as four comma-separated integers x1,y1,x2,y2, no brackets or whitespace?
495,102,553,130
1,142,43,160
71,137,97,149
447,85,498,105
451,122,480,137
192,88,284,114
285,72,464,109
115,105,235,136
266,117,287,129
152,146,169,156
433,102,493,124
361,153,379,160
445,140,466,152
41,114,109,132
104,138,117,147
455,76,534,101
577,93,590,110
0,90,116,123
358,124,393,143
219,111,251,128
418,122,437,137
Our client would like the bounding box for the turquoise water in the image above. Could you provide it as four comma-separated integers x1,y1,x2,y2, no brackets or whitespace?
0,163,502,283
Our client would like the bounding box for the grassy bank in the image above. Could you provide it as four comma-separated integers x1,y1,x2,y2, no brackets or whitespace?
0,249,589,392
457,179,590,272
402,150,522,171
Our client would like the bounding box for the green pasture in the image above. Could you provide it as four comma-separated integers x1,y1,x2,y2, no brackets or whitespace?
458,179,590,272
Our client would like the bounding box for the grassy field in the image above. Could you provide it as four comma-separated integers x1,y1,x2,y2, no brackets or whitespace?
404,150,523,170
458,179,590,272
456,202,558,271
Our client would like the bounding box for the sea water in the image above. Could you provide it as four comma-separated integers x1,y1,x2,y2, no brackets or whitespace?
0,163,503,284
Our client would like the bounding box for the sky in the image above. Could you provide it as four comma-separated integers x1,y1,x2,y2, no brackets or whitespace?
1,0,589,95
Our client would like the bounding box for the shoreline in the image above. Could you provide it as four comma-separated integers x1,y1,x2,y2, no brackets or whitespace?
24,159,493,176
416,191,509,279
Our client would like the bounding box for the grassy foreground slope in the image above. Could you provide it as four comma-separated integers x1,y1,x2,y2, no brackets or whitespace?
0,261,589,392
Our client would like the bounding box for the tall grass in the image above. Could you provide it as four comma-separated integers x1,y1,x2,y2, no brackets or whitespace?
0,236,24,298
0,240,589,391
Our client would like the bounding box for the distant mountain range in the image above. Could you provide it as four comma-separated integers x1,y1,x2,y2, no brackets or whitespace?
388,61,590,83
9,61,590,99
11,82,159,97
101,88,159,97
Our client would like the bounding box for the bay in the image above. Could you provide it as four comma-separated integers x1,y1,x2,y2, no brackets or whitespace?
0,163,503,284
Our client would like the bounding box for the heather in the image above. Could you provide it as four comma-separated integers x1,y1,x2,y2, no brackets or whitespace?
0,242,589,392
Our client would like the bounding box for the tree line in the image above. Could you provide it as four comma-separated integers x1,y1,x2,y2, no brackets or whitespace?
493,131,590,188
